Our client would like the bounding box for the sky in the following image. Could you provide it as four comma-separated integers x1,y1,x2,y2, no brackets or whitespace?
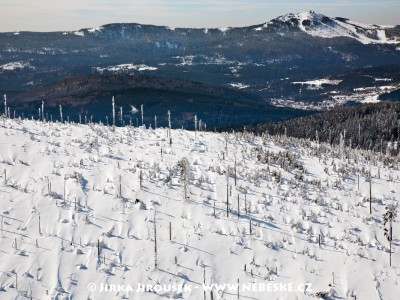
0,0,399,32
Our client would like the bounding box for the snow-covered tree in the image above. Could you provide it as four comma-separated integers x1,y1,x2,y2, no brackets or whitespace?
383,204,397,266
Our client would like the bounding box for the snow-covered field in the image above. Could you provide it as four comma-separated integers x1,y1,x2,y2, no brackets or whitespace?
94,64,158,74
292,79,342,88
0,118,399,299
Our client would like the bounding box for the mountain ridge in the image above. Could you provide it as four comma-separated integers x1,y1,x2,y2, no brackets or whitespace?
7,11,400,44
1,11,400,126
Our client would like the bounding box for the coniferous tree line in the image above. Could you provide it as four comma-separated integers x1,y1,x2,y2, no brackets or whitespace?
237,102,400,155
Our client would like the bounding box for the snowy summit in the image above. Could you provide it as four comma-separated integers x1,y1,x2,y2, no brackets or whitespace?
272,11,399,44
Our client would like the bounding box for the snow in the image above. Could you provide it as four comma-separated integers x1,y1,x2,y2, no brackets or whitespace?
229,83,249,89
375,78,392,82
344,19,395,30
254,22,271,31
379,86,395,90
361,94,380,103
73,31,85,37
172,55,262,68
292,79,342,86
271,82,400,110
0,118,400,299
353,87,375,92
218,27,230,33
0,61,34,71
94,63,158,74
88,27,103,34
277,12,400,45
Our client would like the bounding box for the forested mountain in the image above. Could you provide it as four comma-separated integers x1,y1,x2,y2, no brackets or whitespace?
1,11,400,119
9,74,311,127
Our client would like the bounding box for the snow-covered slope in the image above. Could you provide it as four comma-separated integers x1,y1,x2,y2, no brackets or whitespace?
273,11,400,44
0,118,399,299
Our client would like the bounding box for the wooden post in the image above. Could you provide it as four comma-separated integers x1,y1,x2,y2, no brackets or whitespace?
226,179,229,218
203,269,206,300
97,240,100,257
369,176,372,214
140,170,143,190
237,194,240,220
39,214,41,235
245,191,247,214
169,222,172,241
390,220,393,267
318,234,321,247
237,278,239,299
234,157,237,186
249,215,252,236
390,235,392,267
47,178,50,194
119,175,122,198
120,107,123,127
213,200,216,218
154,210,157,269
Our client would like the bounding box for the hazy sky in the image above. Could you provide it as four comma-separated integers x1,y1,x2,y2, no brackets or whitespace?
1,0,399,32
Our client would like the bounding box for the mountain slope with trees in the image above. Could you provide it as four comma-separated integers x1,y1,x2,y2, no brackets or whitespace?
242,102,400,154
